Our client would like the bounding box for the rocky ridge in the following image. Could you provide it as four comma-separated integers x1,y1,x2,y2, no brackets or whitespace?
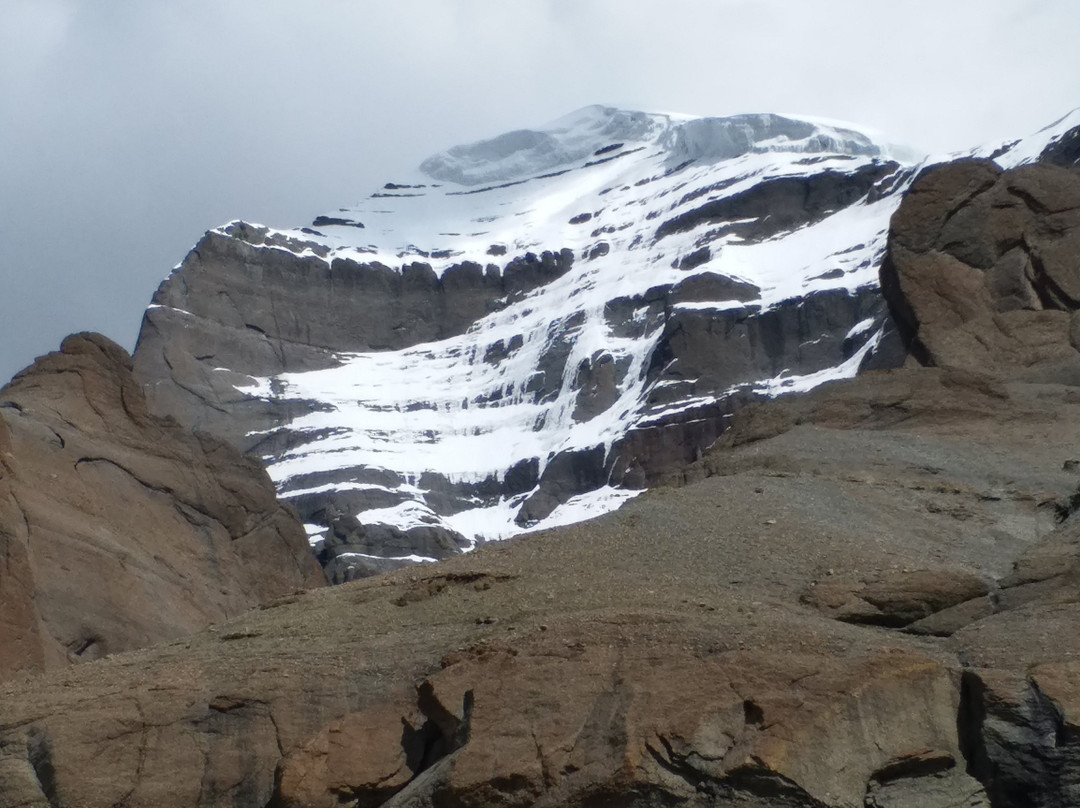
0,334,324,677
1,157,1080,806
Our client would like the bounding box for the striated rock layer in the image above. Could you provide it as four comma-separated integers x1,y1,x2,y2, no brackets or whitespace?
0,334,325,677
131,108,918,576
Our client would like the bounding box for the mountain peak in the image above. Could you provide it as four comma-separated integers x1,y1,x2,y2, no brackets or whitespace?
133,104,1080,576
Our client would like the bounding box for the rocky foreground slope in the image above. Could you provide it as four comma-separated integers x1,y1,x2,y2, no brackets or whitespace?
2,159,1080,807
0,334,324,677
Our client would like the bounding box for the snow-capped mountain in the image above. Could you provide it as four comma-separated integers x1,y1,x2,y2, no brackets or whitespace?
132,105,1080,580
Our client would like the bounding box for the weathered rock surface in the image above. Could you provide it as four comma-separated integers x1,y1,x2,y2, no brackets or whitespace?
881,160,1080,381
134,226,575,451
0,334,324,677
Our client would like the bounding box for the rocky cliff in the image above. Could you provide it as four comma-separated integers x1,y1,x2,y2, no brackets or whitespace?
2,158,1080,807
1,366,1077,807
0,334,325,677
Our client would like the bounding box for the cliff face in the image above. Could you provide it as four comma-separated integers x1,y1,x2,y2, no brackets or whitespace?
2,157,1079,808
0,334,325,677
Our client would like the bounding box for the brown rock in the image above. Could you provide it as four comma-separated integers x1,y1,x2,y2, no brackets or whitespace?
881,160,1080,381
11,316,1080,804
888,160,1001,256
803,567,989,628
956,605,1080,807
904,595,996,638
276,701,421,808
276,635,983,808
0,333,324,677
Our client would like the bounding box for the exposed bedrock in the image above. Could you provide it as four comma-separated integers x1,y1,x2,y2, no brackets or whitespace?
654,159,905,243
1038,121,1080,168
0,334,324,678
0,469,1009,808
6,347,1080,805
133,226,575,452
643,285,889,403
516,284,898,524
881,159,1080,381
274,639,982,808
127,129,921,569
135,194,897,565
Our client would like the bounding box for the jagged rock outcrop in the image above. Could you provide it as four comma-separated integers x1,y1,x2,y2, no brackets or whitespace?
881,159,1080,381
0,333,324,677
275,638,984,808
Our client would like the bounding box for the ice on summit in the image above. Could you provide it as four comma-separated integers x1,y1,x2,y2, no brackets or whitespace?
417,105,893,187
662,113,883,165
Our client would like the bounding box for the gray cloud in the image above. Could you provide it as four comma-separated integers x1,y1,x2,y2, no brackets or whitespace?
2,0,1078,382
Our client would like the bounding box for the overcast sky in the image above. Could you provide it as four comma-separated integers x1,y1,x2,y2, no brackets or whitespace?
2,0,1079,383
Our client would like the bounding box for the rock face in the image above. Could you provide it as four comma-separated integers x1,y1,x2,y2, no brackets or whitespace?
881,159,1080,381
275,638,980,808
133,106,918,574
8,155,1080,799
0,334,324,676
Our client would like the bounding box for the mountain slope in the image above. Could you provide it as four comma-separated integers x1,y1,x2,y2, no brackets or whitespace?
7,347,1080,808
132,105,1079,578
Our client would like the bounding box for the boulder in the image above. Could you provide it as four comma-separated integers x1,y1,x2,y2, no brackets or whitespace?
803,567,989,628
881,160,1080,381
